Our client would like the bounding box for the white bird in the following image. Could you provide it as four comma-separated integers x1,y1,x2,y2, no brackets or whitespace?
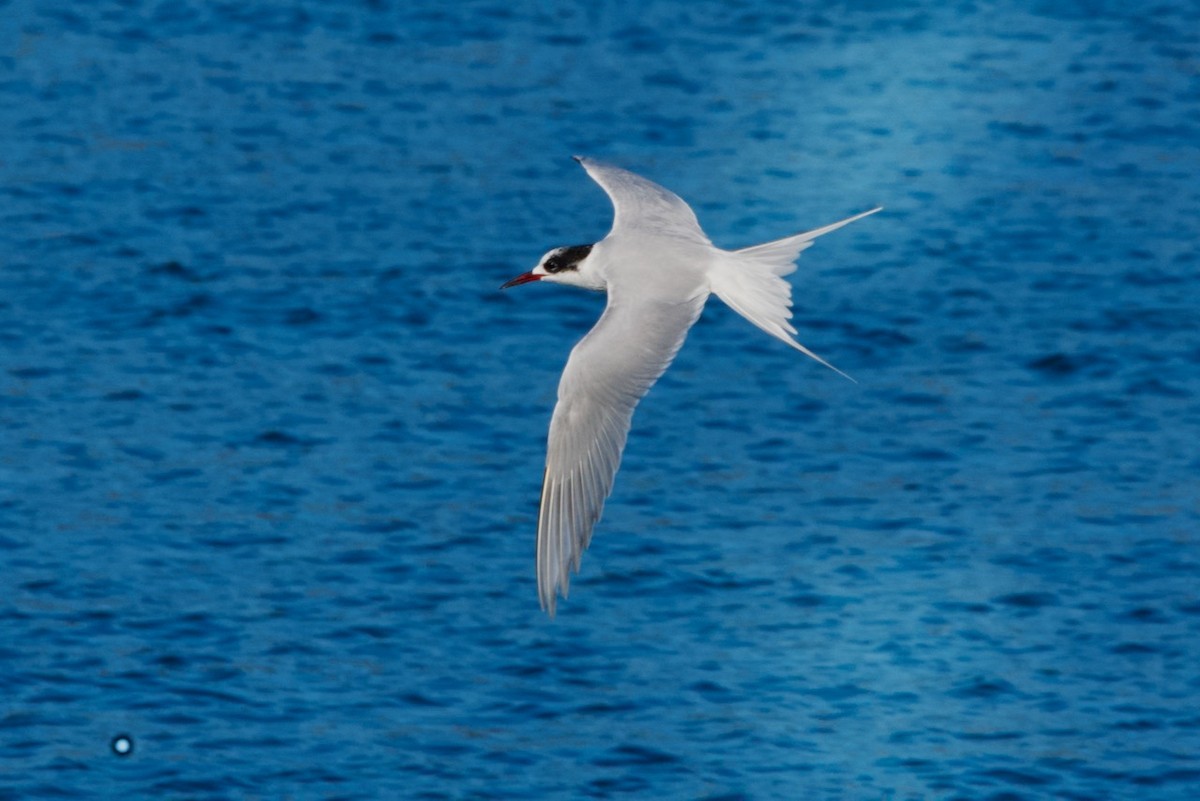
503,157,880,616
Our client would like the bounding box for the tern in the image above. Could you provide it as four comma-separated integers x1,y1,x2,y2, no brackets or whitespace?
503,157,880,616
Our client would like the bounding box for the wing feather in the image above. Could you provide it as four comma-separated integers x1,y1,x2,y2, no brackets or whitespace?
537,289,706,615
574,156,710,244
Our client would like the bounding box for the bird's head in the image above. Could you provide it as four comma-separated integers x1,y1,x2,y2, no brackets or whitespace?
501,244,603,291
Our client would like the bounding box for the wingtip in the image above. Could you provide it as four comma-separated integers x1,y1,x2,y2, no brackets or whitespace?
541,590,558,618
572,155,585,164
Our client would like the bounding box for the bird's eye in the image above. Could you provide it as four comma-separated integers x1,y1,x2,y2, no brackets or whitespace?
542,245,588,275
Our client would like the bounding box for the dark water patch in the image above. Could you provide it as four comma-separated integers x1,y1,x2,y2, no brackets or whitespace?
380,476,442,491
104,388,146,401
8,366,56,379
989,121,1052,138
936,600,993,614
332,548,377,565
576,700,640,715
356,352,393,367
168,685,261,708
594,744,681,767
141,293,215,325
1129,768,1200,786
877,755,937,771
975,792,1029,801
1121,265,1187,288
834,564,871,581
147,260,206,282
147,467,204,483
1114,718,1161,730
905,447,956,462
587,775,652,795
990,548,1073,572
745,436,790,463
804,683,869,702
197,530,290,549
143,204,209,224
939,333,989,353
397,691,446,708
888,391,947,407
1126,377,1190,398
483,699,564,723
196,323,235,337
1118,606,1169,623
1026,352,1114,378
118,444,165,461
251,430,323,448
284,307,321,326
957,730,1023,741
949,677,1019,700
497,660,548,678
150,776,254,795
203,735,294,752
993,592,1059,609
264,640,321,657
644,70,702,95
1070,307,1194,335
154,653,190,670
482,748,540,768
353,518,417,534
818,496,874,508
612,24,669,55
783,592,856,611
840,516,923,532
323,622,395,641
1080,510,1171,527
688,680,735,702
676,570,773,592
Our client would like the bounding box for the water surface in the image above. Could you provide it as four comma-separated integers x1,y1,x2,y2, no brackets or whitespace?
1,1,1198,798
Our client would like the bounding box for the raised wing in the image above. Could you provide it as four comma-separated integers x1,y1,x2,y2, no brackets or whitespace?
538,286,707,615
574,156,710,244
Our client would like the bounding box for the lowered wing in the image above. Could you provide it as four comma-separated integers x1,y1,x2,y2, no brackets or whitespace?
537,285,706,615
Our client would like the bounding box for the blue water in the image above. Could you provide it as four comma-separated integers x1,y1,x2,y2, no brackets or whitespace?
2,1,1198,798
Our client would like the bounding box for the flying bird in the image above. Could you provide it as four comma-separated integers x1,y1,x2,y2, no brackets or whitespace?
503,157,880,616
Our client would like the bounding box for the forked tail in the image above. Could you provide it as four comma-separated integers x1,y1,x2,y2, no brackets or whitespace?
708,207,881,382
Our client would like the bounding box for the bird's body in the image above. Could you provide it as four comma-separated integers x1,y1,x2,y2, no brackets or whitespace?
503,157,880,616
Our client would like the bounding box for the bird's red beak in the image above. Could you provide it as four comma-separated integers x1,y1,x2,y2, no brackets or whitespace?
500,271,541,290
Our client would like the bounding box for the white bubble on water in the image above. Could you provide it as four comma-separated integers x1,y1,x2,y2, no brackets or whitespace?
111,734,133,756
